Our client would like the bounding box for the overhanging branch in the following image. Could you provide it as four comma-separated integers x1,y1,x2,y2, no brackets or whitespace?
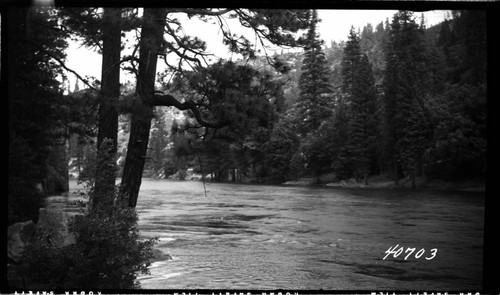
147,93,227,129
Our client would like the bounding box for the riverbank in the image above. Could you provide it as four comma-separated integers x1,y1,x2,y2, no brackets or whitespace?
150,174,485,193
283,175,485,193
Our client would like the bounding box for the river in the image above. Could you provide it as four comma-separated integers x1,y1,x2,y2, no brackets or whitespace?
46,179,484,290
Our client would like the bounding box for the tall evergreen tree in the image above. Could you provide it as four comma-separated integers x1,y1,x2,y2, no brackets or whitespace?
342,28,362,97
296,9,333,135
342,28,378,184
59,7,128,198
95,8,122,197
8,7,70,224
383,11,432,188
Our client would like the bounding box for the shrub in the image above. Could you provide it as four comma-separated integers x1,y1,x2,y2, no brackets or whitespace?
12,140,157,289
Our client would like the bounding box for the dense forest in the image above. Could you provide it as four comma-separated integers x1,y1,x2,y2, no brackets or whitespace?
9,9,488,222
86,10,485,186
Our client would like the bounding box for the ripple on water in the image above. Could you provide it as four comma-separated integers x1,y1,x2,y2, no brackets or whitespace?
47,180,484,290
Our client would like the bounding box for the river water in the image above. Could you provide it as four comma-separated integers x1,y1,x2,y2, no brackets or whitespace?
47,179,484,290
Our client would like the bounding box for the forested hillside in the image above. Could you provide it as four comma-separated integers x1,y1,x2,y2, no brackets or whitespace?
114,10,485,186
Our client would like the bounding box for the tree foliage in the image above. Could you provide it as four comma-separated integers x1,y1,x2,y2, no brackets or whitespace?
8,7,71,224
382,11,433,186
342,28,379,184
168,60,285,181
158,10,486,186
296,10,333,134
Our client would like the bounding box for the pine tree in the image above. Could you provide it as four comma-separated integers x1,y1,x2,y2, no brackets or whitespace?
342,28,378,184
8,7,70,224
59,7,125,197
296,9,333,135
342,27,362,97
120,9,311,207
383,10,432,187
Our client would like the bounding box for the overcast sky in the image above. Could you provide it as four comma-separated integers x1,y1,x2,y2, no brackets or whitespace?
318,10,450,42
65,9,450,90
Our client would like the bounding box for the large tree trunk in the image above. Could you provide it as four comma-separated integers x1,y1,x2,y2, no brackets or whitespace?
121,8,167,208
7,8,24,169
95,8,121,196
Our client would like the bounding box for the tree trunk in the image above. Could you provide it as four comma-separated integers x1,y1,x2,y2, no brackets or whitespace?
121,8,167,208
411,163,417,189
8,7,27,172
95,8,121,196
420,152,427,186
394,161,399,185
63,137,70,191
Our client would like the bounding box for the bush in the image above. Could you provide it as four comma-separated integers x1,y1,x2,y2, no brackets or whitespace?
14,204,157,289
12,140,157,289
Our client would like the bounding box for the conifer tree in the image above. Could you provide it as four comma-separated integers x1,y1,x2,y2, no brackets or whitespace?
296,9,333,135
120,9,310,207
341,27,378,184
8,7,70,223
383,11,432,187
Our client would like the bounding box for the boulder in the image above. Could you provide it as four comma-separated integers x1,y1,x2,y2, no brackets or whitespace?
36,208,76,247
8,220,37,263
149,249,173,263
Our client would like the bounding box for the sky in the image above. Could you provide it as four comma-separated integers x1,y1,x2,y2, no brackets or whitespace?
64,9,450,91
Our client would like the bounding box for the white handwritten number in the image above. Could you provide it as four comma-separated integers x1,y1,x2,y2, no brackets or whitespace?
394,245,403,258
426,248,438,260
404,247,416,260
415,248,425,259
385,245,438,260
383,244,400,260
